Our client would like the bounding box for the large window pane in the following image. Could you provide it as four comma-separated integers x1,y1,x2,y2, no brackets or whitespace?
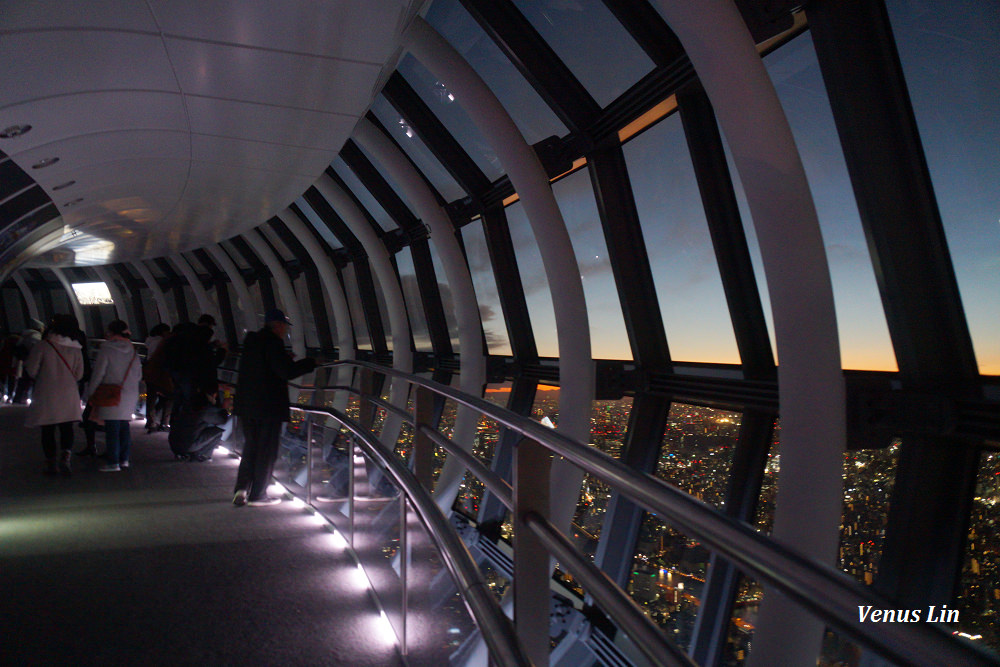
505,200,556,357
329,157,396,233
552,169,631,360
461,220,511,356
395,247,432,353
398,54,505,182
425,0,568,145
764,33,897,371
370,95,466,203
342,263,371,350
293,197,344,251
625,114,741,363
886,0,1000,375
511,0,654,107
428,240,460,353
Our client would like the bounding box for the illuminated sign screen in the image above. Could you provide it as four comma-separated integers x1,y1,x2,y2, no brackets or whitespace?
72,282,114,306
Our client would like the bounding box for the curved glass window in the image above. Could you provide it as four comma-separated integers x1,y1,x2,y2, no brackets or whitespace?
342,263,371,351
511,0,654,107
293,197,344,251
624,114,741,364
292,274,320,349
461,220,511,356
427,239,460,353
552,169,630,360
425,0,568,145
506,200,557,357
370,95,466,203
764,33,897,372
329,157,397,233
886,0,1000,375
398,54,505,182
395,247,433,353
259,224,294,262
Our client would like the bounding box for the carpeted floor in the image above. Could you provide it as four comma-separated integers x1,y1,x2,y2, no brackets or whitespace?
0,405,403,666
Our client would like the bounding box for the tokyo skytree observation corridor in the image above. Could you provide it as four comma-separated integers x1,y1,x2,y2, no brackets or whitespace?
1,1,999,665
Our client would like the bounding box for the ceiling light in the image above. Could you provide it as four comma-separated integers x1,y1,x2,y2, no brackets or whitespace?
32,157,59,169
53,180,76,191
1,124,32,138
63,198,84,207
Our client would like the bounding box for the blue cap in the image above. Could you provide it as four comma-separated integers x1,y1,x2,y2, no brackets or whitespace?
264,308,292,325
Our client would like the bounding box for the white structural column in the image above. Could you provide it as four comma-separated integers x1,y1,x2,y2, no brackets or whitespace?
354,117,486,510
169,254,217,324
12,271,40,321
276,210,354,361
404,17,593,531
131,261,174,324
242,230,306,359
50,268,87,335
313,174,412,447
654,2,845,665
92,266,129,323
205,244,258,337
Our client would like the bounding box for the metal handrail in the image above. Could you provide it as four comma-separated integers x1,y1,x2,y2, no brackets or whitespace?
291,404,531,667
303,360,997,667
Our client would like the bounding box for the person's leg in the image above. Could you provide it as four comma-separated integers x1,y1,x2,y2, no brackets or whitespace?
118,421,132,466
40,424,57,474
234,417,261,496
248,420,282,501
103,419,121,469
57,421,74,475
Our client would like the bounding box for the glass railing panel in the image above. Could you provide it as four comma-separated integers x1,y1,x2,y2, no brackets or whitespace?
957,449,1000,650
402,496,480,664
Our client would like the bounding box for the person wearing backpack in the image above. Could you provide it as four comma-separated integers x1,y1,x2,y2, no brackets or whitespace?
82,320,141,472
23,314,84,476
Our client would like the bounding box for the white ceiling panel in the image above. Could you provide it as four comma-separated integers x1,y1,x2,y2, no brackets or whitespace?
149,0,407,63
190,134,334,177
185,96,357,151
0,92,188,156
1,0,159,32
0,31,177,107
165,38,382,115
0,1,410,264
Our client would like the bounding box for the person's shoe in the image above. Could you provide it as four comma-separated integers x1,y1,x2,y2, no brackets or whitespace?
59,451,72,476
75,446,97,457
233,489,248,507
247,496,282,507
157,424,169,432
119,460,130,469
98,463,121,472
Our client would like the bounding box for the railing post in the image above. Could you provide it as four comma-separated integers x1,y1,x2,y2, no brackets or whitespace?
305,416,314,505
513,436,552,666
413,385,436,490
400,494,409,658
348,435,358,547
358,367,376,432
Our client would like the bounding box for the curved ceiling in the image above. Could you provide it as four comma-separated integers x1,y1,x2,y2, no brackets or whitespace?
0,0,415,266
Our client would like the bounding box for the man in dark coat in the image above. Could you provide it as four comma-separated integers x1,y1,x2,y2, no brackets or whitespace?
232,309,316,507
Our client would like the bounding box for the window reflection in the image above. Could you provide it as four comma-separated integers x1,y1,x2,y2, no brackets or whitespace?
885,0,1000,375
552,169,631,360
425,0,568,145
511,0,654,107
624,114,741,364
461,220,512,356
505,200,557,357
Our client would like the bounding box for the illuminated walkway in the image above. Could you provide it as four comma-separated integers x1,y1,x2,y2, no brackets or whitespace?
0,405,402,666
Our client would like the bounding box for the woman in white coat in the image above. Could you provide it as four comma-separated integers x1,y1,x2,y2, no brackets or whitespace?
23,314,84,475
83,320,141,472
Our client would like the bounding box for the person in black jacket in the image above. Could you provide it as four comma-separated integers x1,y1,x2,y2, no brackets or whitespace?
232,309,316,507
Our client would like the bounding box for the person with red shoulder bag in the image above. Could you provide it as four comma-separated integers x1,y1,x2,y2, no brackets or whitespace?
82,320,141,472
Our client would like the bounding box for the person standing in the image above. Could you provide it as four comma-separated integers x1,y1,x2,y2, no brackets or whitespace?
12,318,44,403
83,320,141,472
23,314,84,476
232,309,316,507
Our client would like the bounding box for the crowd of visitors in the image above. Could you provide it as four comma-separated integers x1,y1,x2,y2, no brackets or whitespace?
5,308,317,508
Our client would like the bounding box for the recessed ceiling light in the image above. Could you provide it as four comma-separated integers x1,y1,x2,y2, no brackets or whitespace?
0,124,32,138
53,180,76,190
63,198,84,207
31,157,59,169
